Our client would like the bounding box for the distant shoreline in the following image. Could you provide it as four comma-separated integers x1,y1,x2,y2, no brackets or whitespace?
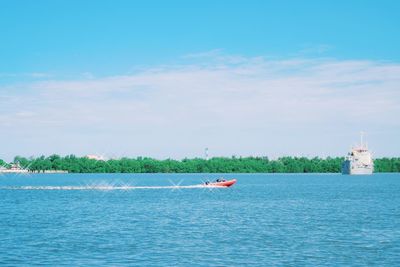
1,155,399,173
2,172,399,175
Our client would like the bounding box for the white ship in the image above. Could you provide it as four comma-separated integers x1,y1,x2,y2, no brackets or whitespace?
342,133,374,175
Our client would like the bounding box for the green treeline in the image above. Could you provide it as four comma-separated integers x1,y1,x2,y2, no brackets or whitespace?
1,155,400,173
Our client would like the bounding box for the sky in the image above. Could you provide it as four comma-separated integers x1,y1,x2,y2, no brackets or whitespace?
1,0,400,161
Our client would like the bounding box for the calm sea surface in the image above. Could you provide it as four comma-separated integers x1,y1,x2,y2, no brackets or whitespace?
0,173,399,266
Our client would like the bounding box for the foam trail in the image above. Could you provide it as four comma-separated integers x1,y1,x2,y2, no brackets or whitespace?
0,184,224,190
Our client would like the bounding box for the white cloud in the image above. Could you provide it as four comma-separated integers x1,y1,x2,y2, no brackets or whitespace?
0,52,399,159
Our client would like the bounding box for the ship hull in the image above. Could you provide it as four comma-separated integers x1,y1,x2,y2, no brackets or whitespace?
341,160,373,175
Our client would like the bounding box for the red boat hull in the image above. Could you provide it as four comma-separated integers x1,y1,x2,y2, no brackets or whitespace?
206,179,236,187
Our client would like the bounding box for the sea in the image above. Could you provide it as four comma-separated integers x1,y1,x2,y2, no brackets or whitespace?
0,173,399,266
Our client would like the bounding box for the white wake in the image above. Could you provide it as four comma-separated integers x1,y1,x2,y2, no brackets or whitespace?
0,184,225,190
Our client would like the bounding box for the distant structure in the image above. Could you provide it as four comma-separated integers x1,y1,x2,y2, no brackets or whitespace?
205,148,209,161
85,154,106,161
342,132,374,175
0,162,29,173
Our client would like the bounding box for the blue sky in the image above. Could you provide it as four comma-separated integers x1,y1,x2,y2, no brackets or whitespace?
1,0,400,160
1,0,399,75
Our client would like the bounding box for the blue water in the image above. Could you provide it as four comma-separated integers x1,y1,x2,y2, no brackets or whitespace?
0,173,399,266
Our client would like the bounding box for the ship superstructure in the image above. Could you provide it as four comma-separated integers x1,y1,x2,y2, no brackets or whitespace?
342,133,374,175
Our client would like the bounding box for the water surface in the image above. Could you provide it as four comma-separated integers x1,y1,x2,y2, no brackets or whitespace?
1,173,399,266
